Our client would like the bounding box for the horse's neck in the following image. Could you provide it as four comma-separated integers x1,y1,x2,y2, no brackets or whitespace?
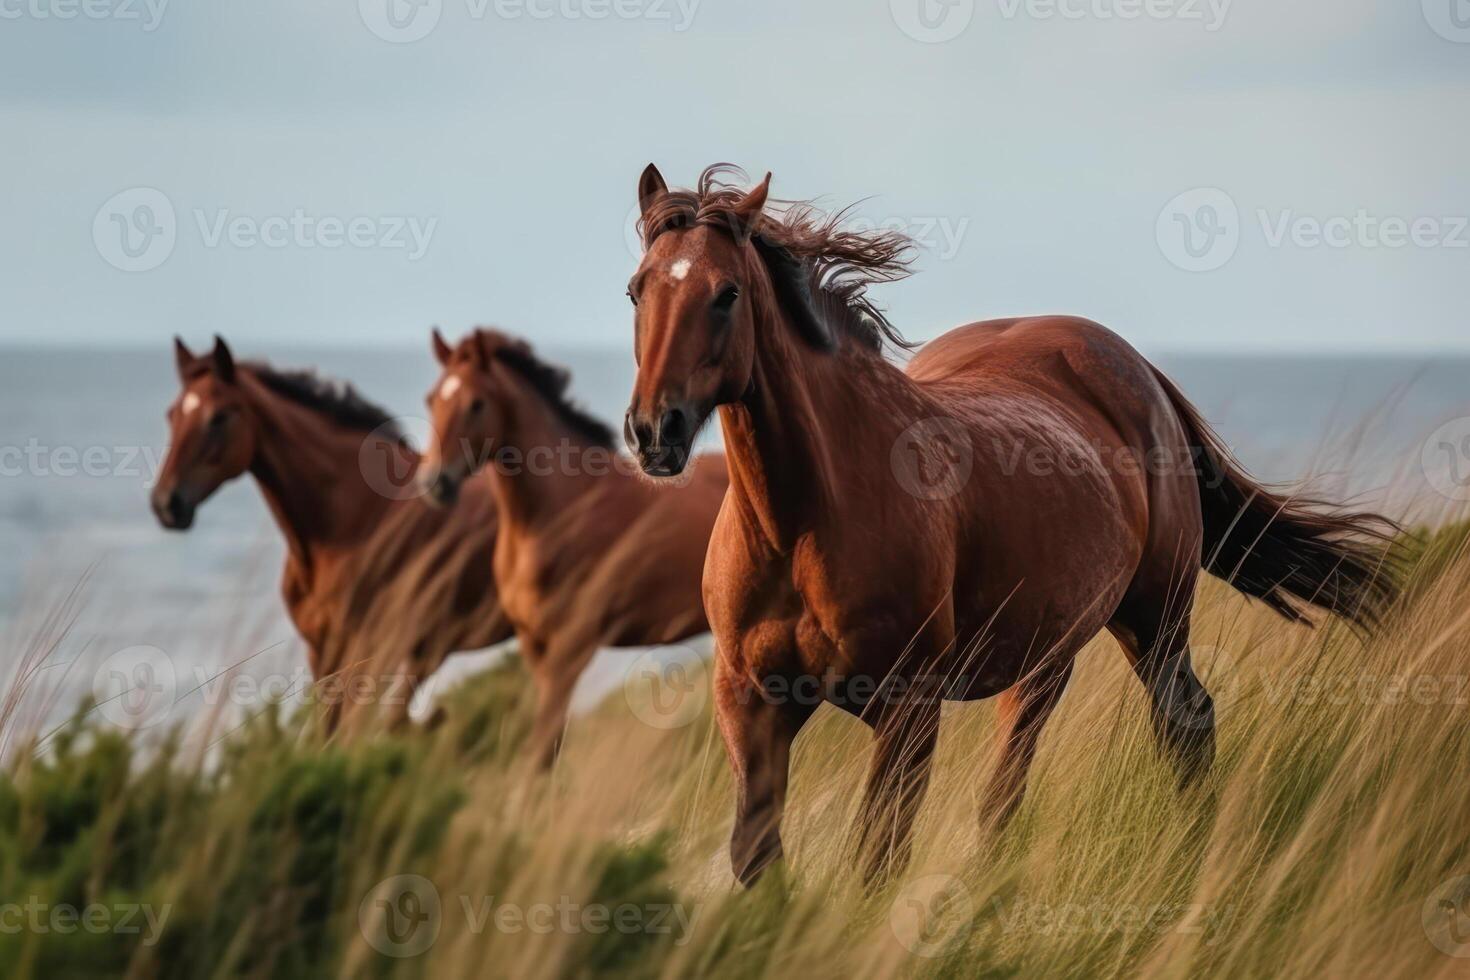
719,323,927,551
485,384,603,533
243,379,394,570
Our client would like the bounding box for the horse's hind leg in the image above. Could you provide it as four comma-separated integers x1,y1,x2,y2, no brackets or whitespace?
1108,596,1215,787
978,660,1074,835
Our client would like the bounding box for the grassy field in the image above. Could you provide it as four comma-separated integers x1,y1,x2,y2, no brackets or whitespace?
1,521,1468,979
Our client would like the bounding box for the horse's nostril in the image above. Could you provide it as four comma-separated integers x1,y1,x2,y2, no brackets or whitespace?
659,408,689,445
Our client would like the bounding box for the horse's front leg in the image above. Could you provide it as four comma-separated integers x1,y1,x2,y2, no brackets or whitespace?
713,655,815,887
855,613,953,884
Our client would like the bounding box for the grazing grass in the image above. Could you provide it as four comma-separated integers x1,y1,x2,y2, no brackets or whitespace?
1,523,1468,978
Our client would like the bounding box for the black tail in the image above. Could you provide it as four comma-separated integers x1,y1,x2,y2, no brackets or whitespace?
1150,367,1402,631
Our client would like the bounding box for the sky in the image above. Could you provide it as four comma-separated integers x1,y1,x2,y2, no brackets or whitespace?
0,0,1466,353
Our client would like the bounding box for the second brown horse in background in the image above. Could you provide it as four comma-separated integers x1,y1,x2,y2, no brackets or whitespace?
152,337,513,732
417,328,728,766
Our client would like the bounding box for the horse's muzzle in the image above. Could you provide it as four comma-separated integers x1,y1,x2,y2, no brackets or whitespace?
420,468,461,507
151,487,195,530
625,406,695,478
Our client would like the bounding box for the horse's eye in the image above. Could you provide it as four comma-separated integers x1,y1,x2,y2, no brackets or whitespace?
208,411,229,430
469,397,486,415
626,290,638,308
712,285,740,317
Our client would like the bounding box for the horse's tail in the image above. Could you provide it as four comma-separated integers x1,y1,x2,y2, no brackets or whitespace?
1150,367,1402,631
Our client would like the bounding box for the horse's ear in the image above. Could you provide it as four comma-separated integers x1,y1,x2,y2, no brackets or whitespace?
637,164,668,218
211,335,236,383
726,172,772,243
467,333,490,370
174,336,195,380
431,328,452,366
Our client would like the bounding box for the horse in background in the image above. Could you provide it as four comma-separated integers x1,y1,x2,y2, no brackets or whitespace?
416,328,728,766
152,336,512,733
623,164,1400,885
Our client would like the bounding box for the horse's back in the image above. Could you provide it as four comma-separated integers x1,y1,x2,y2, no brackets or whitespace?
909,316,1207,658
908,316,1155,393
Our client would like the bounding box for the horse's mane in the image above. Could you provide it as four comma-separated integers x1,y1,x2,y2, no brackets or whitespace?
461,329,615,448
245,363,403,439
638,164,918,353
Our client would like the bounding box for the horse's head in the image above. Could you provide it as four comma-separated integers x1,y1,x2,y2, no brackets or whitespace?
623,165,772,478
152,336,256,530
418,328,506,506
625,164,914,478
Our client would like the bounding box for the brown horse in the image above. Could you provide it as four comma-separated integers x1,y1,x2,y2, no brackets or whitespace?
623,164,1400,885
416,327,728,766
152,337,512,732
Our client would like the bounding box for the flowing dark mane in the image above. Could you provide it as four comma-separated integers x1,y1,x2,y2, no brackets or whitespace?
638,164,917,353
462,330,615,448
245,363,402,439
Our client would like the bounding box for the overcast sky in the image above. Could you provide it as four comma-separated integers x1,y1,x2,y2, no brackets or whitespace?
1,0,1466,353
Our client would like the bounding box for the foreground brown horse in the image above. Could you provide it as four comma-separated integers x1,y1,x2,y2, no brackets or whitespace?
623,165,1400,885
152,337,512,731
417,328,728,766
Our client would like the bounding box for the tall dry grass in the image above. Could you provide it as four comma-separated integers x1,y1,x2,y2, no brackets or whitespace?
1,519,1468,978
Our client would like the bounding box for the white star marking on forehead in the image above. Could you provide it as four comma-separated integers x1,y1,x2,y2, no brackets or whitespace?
438,375,462,401
181,392,201,416
669,258,692,281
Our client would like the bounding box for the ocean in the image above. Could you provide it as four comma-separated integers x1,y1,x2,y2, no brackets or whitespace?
2,346,1467,734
